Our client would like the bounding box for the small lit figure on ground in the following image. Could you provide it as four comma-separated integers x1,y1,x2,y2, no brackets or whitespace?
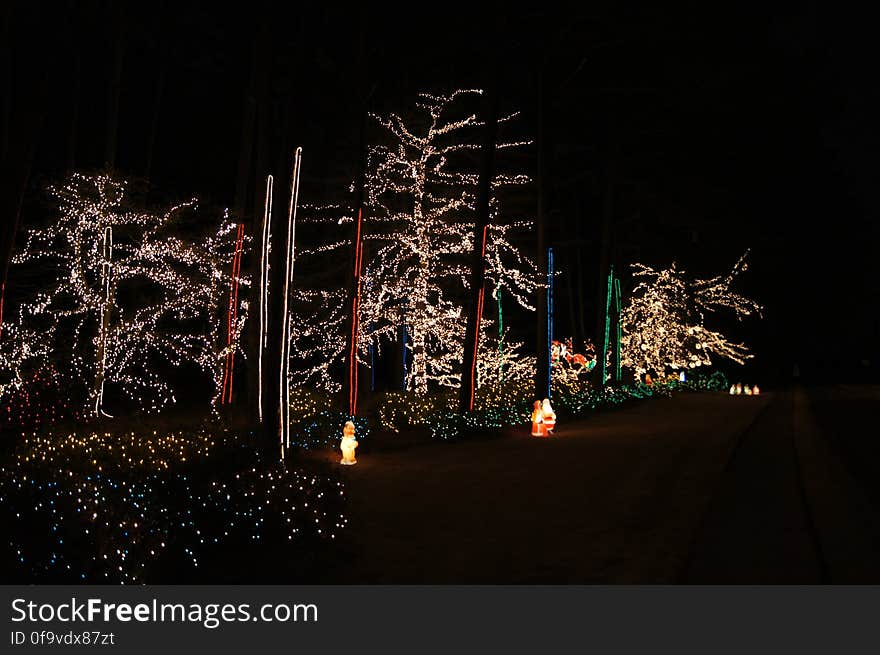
541,398,556,434
644,373,653,385
735,383,743,395
531,400,546,437
744,385,752,395
753,385,760,395
340,420,358,465
679,371,686,382
729,385,736,395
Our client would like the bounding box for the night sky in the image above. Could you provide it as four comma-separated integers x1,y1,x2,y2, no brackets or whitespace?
3,1,876,385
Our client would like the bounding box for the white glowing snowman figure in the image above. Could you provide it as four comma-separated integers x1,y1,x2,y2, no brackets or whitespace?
340,421,358,465
729,385,736,395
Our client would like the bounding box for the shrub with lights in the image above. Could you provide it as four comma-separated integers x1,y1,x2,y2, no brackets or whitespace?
552,368,731,417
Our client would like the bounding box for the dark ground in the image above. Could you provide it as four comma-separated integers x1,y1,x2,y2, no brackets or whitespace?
317,387,880,583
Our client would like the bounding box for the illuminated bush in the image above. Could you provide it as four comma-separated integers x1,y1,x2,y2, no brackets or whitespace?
376,390,456,432
278,370,730,447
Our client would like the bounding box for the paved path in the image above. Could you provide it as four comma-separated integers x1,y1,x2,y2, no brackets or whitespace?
683,391,825,582
685,386,880,583
319,388,880,583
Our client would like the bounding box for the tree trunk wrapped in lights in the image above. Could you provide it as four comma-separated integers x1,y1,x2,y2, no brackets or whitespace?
4,173,250,415
361,89,538,394
620,251,761,379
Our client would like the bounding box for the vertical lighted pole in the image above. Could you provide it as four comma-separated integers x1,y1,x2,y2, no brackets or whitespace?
401,301,408,391
345,91,370,415
534,70,550,404
279,147,303,457
599,266,612,386
222,222,246,404
545,246,554,399
94,226,114,417
257,175,273,423
346,207,365,417
459,84,497,414
0,281,5,342
599,265,622,386
461,224,490,413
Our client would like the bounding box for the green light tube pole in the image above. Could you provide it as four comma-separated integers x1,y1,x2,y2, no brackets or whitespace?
599,265,613,386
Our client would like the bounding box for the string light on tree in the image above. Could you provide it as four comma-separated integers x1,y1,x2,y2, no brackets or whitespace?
221,223,247,405
258,175,274,423
5,173,250,415
550,337,596,395
289,90,538,396
0,318,53,407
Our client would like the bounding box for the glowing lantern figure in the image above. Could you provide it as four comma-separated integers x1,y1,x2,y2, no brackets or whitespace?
744,385,752,395
644,374,653,385
753,385,761,395
340,421,358,465
729,385,736,395
531,401,547,437
735,383,743,395
679,371,686,382
542,398,556,434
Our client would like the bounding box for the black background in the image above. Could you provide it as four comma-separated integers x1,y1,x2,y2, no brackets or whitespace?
3,1,877,387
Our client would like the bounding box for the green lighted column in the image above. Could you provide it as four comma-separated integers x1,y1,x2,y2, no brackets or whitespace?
599,266,613,385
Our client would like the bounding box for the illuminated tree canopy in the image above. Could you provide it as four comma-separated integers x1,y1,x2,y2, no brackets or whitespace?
3,173,249,414
290,89,539,394
620,252,761,378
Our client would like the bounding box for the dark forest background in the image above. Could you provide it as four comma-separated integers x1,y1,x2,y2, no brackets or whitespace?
2,1,877,390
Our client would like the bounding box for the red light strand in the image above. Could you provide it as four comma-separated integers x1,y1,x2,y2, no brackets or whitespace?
349,208,364,416
222,223,245,404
